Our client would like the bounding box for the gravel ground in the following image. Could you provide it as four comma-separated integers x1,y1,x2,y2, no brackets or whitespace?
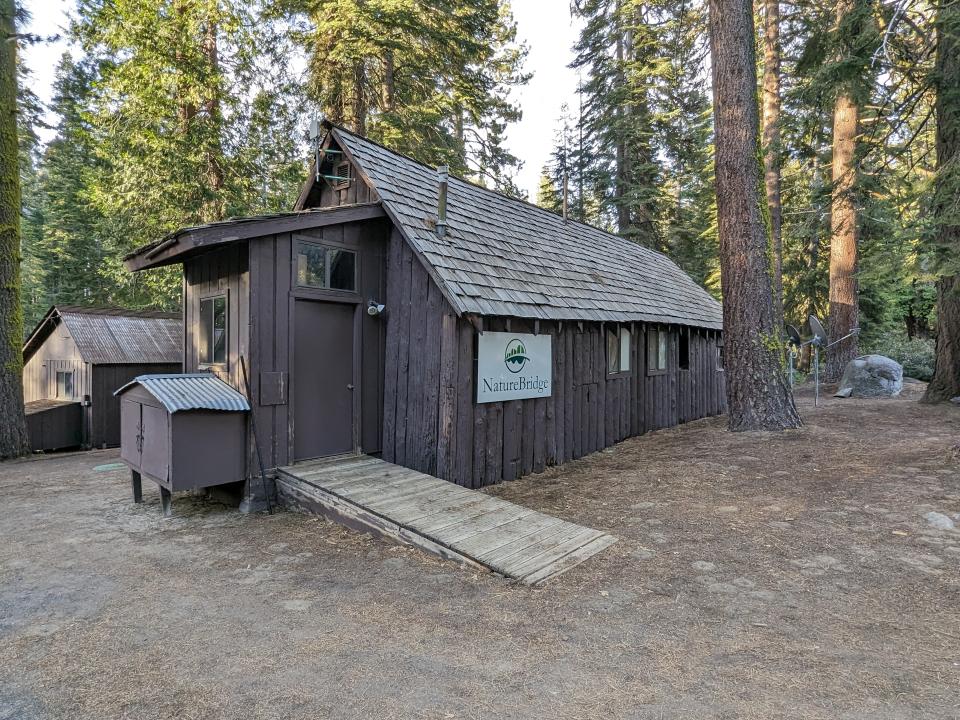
1,383,958,719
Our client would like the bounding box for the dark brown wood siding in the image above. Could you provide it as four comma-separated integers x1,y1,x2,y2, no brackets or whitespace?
90,363,180,448
244,219,390,472
380,232,727,489
183,242,250,390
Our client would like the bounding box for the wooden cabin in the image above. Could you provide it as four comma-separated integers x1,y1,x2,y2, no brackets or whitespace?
123,123,724,500
22,306,182,449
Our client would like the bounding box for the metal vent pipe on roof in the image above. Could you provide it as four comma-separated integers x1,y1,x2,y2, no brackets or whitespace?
436,165,449,238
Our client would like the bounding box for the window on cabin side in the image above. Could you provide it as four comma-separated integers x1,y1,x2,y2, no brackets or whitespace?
679,329,690,370
647,327,668,373
296,241,357,292
199,295,227,366
607,326,632,374
56,371,74,398
717,343,725,370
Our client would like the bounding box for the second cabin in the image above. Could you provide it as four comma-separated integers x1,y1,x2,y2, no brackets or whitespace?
124,122,725,494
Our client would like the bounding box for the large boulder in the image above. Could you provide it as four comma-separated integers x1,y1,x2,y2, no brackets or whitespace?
834,354,904,398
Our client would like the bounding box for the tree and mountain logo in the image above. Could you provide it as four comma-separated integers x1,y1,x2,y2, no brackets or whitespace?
504,338,529,373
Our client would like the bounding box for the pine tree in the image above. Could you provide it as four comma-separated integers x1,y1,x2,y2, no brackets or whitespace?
708,0,801,430
72,0,276,308
762,0,784,328
284,0,528,193
572,0,716,262
824,0,878,379
16,43,46,325
0,0,30,457
31,56,109,312
924,0,960,401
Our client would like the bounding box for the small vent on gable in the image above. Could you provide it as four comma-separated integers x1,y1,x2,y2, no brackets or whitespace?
332,161,351,190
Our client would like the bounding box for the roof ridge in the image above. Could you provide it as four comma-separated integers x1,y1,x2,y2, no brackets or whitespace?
328,123,669,257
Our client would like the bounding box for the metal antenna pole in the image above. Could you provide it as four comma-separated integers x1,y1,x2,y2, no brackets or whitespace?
814,346,820,407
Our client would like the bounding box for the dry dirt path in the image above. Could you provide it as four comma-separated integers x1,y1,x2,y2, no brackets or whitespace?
1,383,958,719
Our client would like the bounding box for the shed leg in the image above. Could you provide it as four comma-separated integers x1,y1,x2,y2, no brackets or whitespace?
159,487,173,517
131,471,143,504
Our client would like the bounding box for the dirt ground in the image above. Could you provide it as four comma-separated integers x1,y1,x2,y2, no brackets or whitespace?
1,383,958,720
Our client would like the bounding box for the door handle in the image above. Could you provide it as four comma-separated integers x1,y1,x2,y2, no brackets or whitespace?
347,384,355,391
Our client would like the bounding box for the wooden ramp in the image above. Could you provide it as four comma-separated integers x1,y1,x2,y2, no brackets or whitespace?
276,455,616,585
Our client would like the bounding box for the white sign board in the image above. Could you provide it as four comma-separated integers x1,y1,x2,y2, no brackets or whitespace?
476,331,552,404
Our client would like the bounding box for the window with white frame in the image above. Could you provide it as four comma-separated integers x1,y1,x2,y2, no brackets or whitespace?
646,327,668,374
199,294,228,366
56,370,74,398
607,326,631,374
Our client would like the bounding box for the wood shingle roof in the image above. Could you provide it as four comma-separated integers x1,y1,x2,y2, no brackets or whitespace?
330,126,723,330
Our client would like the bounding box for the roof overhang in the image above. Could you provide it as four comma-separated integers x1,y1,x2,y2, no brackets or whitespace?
124,202,388,272
22,306,61,363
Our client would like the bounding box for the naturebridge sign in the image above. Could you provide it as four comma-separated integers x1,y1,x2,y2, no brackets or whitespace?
476,331,552,404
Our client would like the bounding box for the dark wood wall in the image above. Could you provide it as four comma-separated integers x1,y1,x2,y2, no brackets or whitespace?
91,363,180,448
246,219,389,471
381,232,726,489
183,242,251,390
183,219,389,485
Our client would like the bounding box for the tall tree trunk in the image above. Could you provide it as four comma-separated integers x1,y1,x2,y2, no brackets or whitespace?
614,25,630,235
924,0,960,402
0,0,31,458
352,60,367,135
825,0,861,381
383,49,395,112
202,10,225,221
762,0,783,329
708,0,801,430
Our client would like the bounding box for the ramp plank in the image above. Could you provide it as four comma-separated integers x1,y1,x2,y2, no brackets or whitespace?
277,455,615,585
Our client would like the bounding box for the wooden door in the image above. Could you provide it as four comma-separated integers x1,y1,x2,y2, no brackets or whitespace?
293,300,356,461
140,404,169,482
120,399,142,468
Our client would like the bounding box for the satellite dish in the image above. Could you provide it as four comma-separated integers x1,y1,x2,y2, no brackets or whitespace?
786,324,802,349
808,315,827,346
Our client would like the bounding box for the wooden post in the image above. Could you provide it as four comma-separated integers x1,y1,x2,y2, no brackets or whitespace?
131,470,143,504
159,486,173,517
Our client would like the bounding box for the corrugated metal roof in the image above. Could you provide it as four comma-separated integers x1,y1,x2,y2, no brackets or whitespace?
58,308,182,365
331,126,724,330
114,374,250,413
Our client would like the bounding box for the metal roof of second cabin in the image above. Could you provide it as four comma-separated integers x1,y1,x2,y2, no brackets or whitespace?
114,374,250,413
23,305,182,365
325,126,723,330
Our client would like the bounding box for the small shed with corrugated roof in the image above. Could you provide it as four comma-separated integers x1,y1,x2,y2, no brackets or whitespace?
122,122,725,501
115,373,250,515
22,305,182,449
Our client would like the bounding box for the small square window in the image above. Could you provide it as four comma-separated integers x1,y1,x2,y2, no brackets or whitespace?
647,327,668,373
607,326,632,375
679,329,690,370
296,241,357,292
199,295,228,366
56,371,74,398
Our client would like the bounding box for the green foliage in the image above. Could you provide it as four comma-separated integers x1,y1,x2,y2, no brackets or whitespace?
280,0,529,194
18,0,309,324
539,0,716,286
861,331,935,380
